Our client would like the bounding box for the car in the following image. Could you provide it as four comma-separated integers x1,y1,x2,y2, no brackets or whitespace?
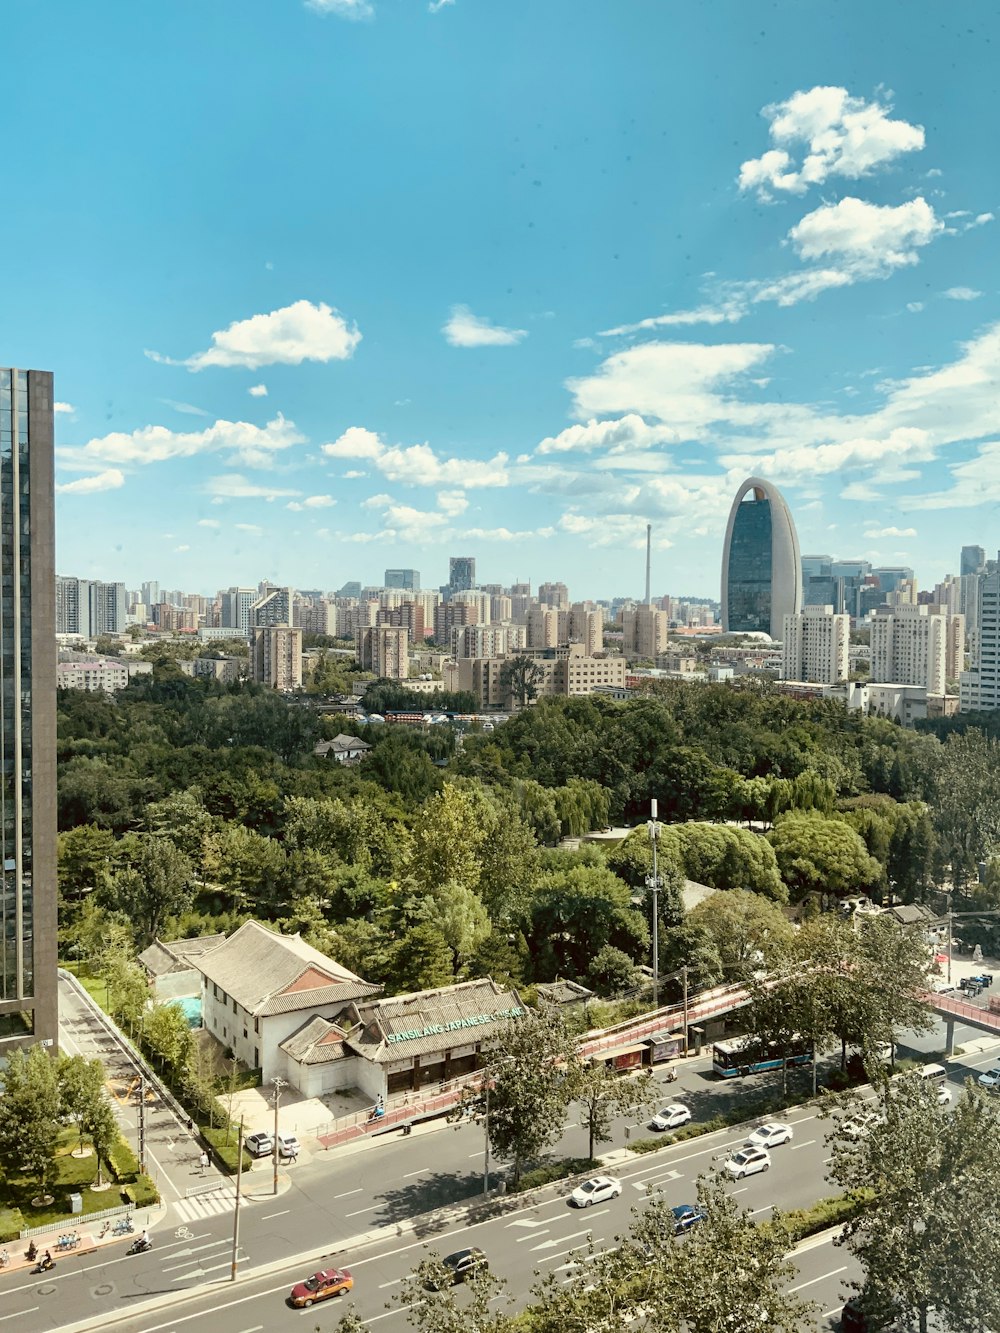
971,972,994,988
745,1122,793,1149
932,980,956,994
937,1085,953,1105
648,1103,692,1132
841,1110,881,1140
569,1175,623,1207
245,1131,274,1158
438,1248,488,1285
960,978,983,997
978,1067,1000,1089
670,1204,706,1235
276,1133,300,1159
723,1147,771,1179
288,1267,354,1307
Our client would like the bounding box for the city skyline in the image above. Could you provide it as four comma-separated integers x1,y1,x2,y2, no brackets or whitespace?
7,3,1000,597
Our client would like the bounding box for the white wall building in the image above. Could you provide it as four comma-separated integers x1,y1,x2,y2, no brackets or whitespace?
870,604,946,694
960,571,1000,712
781,604,849,685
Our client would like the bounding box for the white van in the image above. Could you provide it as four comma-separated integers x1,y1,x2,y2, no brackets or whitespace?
917,1062,947,1086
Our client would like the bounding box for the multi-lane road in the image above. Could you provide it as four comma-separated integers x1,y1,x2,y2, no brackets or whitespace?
15,987,998,1333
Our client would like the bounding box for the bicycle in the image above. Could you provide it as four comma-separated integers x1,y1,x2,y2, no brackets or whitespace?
174,1225,194,1241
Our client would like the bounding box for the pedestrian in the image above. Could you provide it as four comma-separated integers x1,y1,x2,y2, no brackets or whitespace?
199,1150,209,1173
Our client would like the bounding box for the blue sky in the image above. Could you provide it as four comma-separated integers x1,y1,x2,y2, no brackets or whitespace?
6,1,999,599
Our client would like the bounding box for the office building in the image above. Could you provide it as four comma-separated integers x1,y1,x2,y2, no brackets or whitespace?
962,546,986,578
960,572,1000,712
384,569,420,592
220,587,256,636
0,369,57,1051
781,605,850,685
252,624,303,691
870,604,947,695
448,556,476,594
721,478,801,637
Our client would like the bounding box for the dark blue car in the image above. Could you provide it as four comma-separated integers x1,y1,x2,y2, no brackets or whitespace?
670,1204,706,1235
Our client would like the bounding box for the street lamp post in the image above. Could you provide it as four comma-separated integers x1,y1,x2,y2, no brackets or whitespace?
647,801,661,1010
270,1076,287,1196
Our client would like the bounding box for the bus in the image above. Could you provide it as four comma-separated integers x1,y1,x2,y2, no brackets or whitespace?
712,1034,813,1079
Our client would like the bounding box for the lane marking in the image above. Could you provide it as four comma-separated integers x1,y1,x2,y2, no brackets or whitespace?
0,1309,40,1323
261,1210,290,1220
346,1204,378,1218
402,1168,428,1179
334,1188,362,1199
790,1265,847,1293
789,1139,817,1151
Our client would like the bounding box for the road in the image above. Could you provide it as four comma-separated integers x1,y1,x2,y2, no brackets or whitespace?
19,991,996,1333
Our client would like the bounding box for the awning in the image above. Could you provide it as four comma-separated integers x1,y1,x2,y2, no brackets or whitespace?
648,1031,682,1046
594,1042,646,1063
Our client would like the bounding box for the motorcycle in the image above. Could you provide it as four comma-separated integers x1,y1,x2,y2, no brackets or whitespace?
32,1255,56,1274
663,1068,678,1084
126,1237,153,1256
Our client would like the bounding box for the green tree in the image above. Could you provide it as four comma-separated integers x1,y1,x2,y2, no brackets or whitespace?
408,783,489,894
385,922,455,993
145,787,215,865
202,823,289,914
99,833,194,946
687,888,794,980
933,729,1000,889
829,1074,1000,1333
57,823,119,902
525,863,650,983
420,880,492,975
57,1053,107,1153
476,1008,575,1186
587,944,641,997
395,1252,513,1333
499,654,544,709
0,1044,61,1195
85,1088,121,1189
568,1061,655,1160
104,955,150,1039
144,1002,195,1083
767,810,882,903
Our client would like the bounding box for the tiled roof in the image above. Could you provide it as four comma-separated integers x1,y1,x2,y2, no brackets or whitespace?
137,941,179,979
341,978,524,1064
195,921,380,1017
137,933,227,978
280,1015,351,1065
536,980,593,1005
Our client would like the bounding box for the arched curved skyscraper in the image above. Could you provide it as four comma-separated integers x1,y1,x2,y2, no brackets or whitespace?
721,477,802,638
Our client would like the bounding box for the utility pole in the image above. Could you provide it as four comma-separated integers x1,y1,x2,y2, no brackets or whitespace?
230,1117,244,1282
271,1076,287,1196
682,965,689,1056
482,1077,490,1197
137,1075,146,1174
947,891,953,985
646,799,661,1010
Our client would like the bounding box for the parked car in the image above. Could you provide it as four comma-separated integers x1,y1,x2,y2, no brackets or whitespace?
670,1204,706,1235
978,1067,1000,1089
648,1103,691,1133
288,1267,353,1307
276,1133,300,1159
745,1122,793,1149
723,1148,771,1180
960,978,982,997
436,1248,488,1286
937,1085,953,1105
245,1132,274,1158
569,1176,623,1207
841,1109,881,1140
970,973,994,988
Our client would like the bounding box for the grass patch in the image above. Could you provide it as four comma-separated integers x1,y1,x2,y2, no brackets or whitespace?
776,1191,867,1244
512,1157,598,1194
201,1125,251,1174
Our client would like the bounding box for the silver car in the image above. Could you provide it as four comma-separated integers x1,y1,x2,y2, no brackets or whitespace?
723,1147,771,1179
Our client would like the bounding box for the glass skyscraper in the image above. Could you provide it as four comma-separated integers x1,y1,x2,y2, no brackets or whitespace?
721,477,802,639
0,369,56,1050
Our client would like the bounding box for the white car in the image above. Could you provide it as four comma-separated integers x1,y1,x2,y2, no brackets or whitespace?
937,1085,953,1105
723,1147,771,1180
745,1122,793,1149
978,1067,1000,1089
648,1103,692,1133
841,1110,881,1140
570,1175,622,1207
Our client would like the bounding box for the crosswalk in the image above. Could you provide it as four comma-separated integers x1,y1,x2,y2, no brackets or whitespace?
174,1187,249,1222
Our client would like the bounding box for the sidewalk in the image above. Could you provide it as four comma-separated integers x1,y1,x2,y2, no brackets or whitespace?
1,1200,168,1277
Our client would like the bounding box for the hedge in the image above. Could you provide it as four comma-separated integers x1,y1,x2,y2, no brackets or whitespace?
511,1157,597,1194
107,1138,140,1184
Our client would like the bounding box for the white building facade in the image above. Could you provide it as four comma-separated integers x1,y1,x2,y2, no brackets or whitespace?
781,604,850,685
870,604,946,694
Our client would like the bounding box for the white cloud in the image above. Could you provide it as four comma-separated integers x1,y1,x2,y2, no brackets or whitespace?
305,0,373,19
54,401,76,415
901,440,1000,510
159,399,211,417
722,427,935,483
146,300,361,371
322,426,509,488
787,196,943,272
559,511,675,550
56,468,125,496
841,482,883,502
362,492,394,510
197,519,221,528
971,212,995,228
460,526,554,542
600,302,745,336
907,302,925,313
235,524,263,537
429,0,454,9
206,474,302,501
537,413,685,456
175,544,190,552
443,305,527,348
864,525,917,538
361,494,451,543
943,286,982,301
343,469,366,479
66,413,304,470
249,383,268,397
739,86,925,198
438,490,468,516
303,494,335,508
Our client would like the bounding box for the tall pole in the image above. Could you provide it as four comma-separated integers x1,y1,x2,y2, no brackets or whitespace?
137,1076,146,1174
682,966,689,1056
947,891,953,985
230,1117,244,1281
483,1078,490,1197
271,1076,287,1196
648,799,660,1010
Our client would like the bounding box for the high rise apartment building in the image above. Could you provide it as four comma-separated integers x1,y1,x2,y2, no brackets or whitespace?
448,556,476,595
252,624,302,691
0,369,57,1051
622,604,668,659
961,546,986,578
450,623,527,659
377,601,426,644
220,586,256,635
538,582,570,611
433,600,474,644
527,605,560,649
568,604,604,656
55,576,127,636
356,625,409,680
781,605,850,685
960,572,1000,712
870,604,947,694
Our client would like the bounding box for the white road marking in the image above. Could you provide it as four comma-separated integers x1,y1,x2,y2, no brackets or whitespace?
790,1265,847,1293
531,1226,599,1252
402,1168,428,1179
789,1139,817,1150
346,1204,378,1218
0,1309,39,1322
261,1209,289,1220
379,1277,403,1289
631,1167,682,1189
507,1218,548,1229
334,1187,362,1199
